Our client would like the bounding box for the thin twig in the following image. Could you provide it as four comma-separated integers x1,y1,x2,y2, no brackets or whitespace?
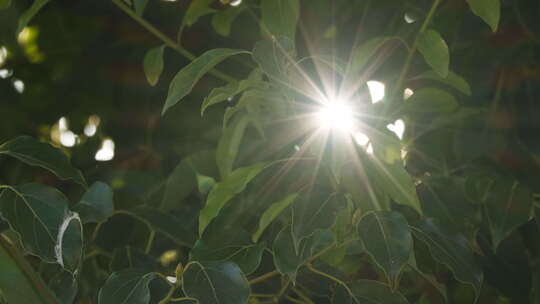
249,270,280,284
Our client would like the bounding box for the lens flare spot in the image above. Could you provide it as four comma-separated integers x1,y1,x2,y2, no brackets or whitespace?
404,88,414,100
387,119,405,140
95,138,115,162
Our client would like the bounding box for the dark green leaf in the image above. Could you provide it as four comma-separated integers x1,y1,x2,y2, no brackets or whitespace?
252,37,296,82
161,160,197,211
0,136,86,187
260,0,300,41
340,164,391,212
0,184,69,263
483,179,533,249
417,30,449,77
0,0,11,9
98,269,156,304
48,270,78,304
332,284,353,304
348,280,409,304
292,191,346,251
273,226,335,282
466,0,500,32
58,212,83,273
216,115,250,178
0,237,58,304
404,88,458,114
122,207,197,248
198,162,268,236
211,5,245,36
17,0,50,34
73,181,114,224
162,48,248,115
109,246,160,272
184,0,216,26
253,193,299,242
182,261,250,304
413,70,472,95
143,45,165,86
411,219,483,297
357,211,412,288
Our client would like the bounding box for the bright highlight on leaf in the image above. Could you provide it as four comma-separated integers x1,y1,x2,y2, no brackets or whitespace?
367,81,385,103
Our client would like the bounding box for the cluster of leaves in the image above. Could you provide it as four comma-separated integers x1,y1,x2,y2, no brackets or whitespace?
1,0,540,304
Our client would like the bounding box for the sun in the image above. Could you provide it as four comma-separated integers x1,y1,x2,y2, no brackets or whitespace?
316,98,355,133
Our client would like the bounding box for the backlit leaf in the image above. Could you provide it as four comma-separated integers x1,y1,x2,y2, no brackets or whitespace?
182,261,250,304
260,0,300,41
357,211,412,288
417,30,449,77
212,5,245,36
467,0,500,32
198,162,268,236
253,193,299,242
0,0,11,9
413,70,472,95
162,48,248,115
143,45,165,86
0,136,86,187
252,37,296,82
184,0,216,26
216,115,250,178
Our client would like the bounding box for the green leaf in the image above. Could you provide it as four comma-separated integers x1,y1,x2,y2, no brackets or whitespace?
260,0,300,41
466,0,500,32
211,5,245,36
184,0,216,26
162,48,248,115
418,176,478,239
252,37,296,82
17,0,50,34
348,37,392,75
48,270,78,304
483,179,533,249
182,261,250,304
73,181,114,224
216,115,250,178
413,70,472,95
57,212,83,273
357,211,412,288
198,162,268,236
98,269,156,304
143,45,165,86
340,164,390,212
0,0,11,9
273,226,335,282
332,284,353,304
134,0,148,16
363,156,422,215
191,209,264,275
161,160,197,211
411,219,483,298
347,280,409,304
404,88,458,114
292,191,346,251
109,246,160,272
417,30,449,77
252,193,299,242
201,74,264,115
122,207,197,248
0,184,70,264
0,136,86,187
0,237,58,304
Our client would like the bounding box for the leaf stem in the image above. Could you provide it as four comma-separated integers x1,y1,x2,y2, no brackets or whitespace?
170,297,197,302
145,230,156,254
110,0,235,83
392,0,442,98
248,270,280,284
292,288,315,304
